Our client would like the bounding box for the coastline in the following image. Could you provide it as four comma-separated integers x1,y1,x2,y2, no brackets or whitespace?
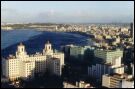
1,30,94,57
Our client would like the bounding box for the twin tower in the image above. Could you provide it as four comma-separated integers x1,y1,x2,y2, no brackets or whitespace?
16,41,53,58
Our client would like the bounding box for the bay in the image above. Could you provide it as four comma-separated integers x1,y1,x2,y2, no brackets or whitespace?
1,29,42,49
1,29,93,57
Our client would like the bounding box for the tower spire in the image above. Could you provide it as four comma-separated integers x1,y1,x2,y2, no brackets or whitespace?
20,42,23,46
47,40,50,44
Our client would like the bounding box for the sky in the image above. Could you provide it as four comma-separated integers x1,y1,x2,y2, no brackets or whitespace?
1,1,134,23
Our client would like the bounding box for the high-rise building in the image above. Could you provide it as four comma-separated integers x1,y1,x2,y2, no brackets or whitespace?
69,45,95,60
70,46,84,60
2,41,64,81
47,57,62,76
94,49,123,63
88,56,124,80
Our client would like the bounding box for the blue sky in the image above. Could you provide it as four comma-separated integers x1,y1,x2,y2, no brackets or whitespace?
1,1,134,23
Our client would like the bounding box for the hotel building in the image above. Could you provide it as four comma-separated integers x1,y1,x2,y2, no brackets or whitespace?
2,41,64,81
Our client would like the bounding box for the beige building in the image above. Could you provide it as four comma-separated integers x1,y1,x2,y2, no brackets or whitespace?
63,81,93,88
102,74,134,88
2,41,64,81
102,74,123,88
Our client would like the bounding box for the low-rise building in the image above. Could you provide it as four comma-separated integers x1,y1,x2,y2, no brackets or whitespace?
102,74,134,88
102,74,123,88
63,81,93,88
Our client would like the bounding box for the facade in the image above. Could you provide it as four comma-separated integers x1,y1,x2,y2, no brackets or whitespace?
102,74,134,88
2,41,64,81
130,20,134,44
133,20,134,44
102,74,122,88
61,44,74,58
69,45,95,60
132,63,134,78
94,49,123,63
63,81,93,88
70,46,84,60
88,64,111,80
122,80,134,88
47,58,62,76
88,56,124,80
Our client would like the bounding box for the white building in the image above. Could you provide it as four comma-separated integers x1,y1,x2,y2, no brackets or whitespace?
122,79,134,88
102,74,123,88
94,49,123,63
63,81,93,88
120,27,129,32
2,41,64,81
88,56,124,80
102,74,134,88
131,63,134,78
43,41,53,55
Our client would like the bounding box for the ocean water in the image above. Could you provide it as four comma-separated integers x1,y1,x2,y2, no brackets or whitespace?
1,29,93,56
1,29,42,49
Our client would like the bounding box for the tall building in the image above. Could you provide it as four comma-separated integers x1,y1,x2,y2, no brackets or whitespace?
70,46,84,60
94,49,123,63
61,44,74,59
88,56,124,80
47,58,62,76
69,45,95,60
2,41,64,81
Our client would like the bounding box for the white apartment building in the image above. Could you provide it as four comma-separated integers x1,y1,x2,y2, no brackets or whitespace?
122,79,134,88
88,56,124,80
94,49,123,63
2,41,64,81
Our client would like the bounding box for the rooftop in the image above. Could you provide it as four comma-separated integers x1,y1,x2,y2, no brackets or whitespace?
7,55,16,59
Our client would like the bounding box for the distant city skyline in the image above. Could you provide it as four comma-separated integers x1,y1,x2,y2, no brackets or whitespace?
1,1,134,23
